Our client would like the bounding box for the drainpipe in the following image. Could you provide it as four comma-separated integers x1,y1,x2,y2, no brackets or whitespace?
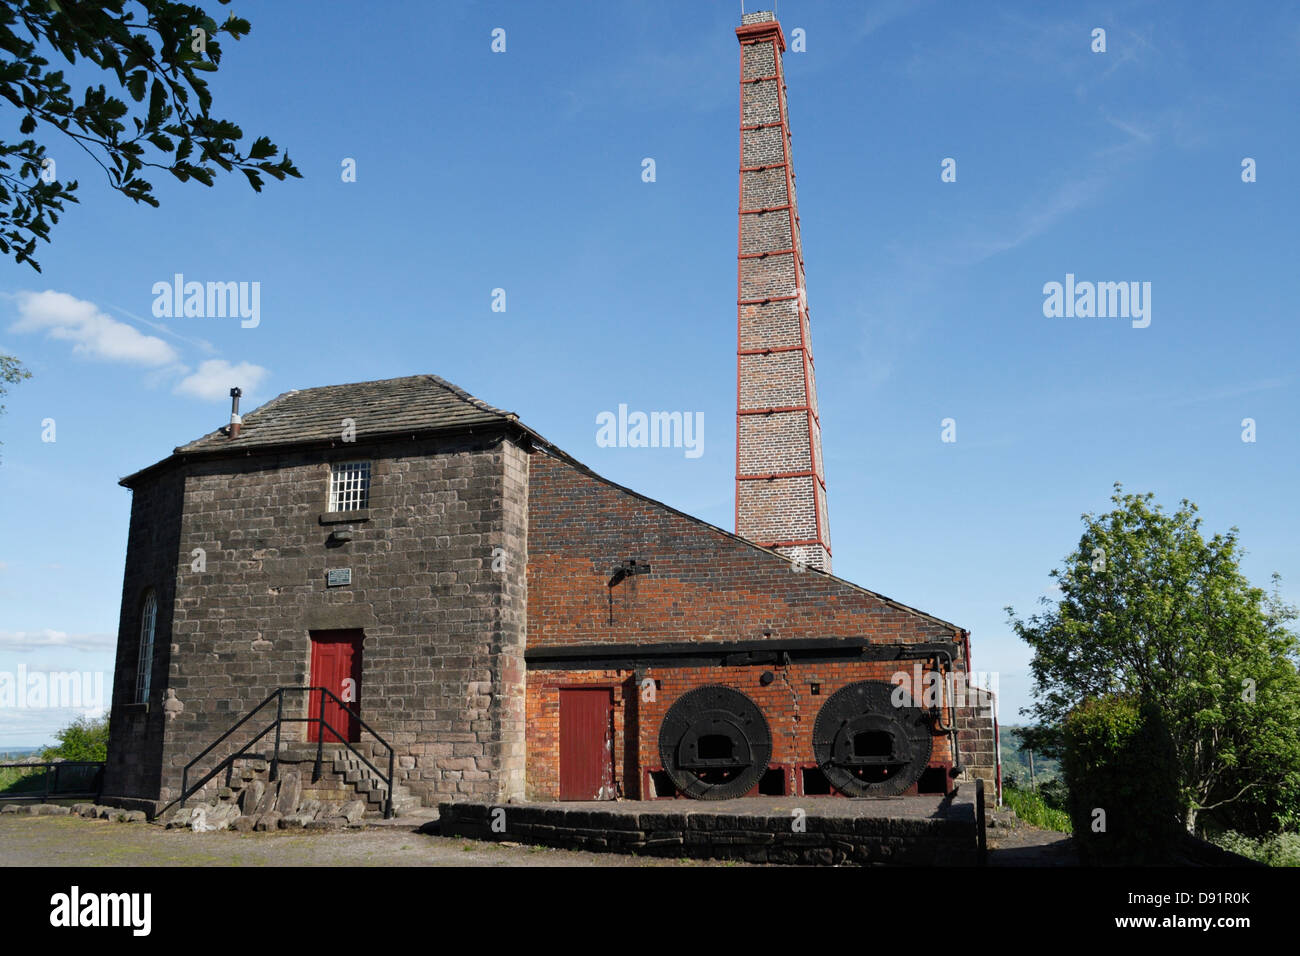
928,647,963,783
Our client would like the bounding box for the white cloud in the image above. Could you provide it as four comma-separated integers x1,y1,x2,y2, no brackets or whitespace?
105,302,218,355
0,629,115,652
174,359,270,401
9,290,178,365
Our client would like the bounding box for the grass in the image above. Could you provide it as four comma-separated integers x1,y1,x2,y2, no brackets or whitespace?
0,765,44,794
1003,785,1073,833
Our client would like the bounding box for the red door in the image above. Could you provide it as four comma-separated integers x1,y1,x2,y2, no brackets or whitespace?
308,630,363,743
559,688,614,800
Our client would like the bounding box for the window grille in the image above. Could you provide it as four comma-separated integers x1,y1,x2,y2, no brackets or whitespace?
136,590,157,704
329,461,371,511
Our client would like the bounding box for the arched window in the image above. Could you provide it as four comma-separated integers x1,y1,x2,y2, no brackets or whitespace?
135,590,157,704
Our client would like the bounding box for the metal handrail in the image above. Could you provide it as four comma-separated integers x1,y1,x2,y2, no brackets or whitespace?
175,686,397,819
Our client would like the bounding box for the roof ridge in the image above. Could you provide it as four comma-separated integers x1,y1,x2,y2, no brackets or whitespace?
420,373,515,419
149,373,515,468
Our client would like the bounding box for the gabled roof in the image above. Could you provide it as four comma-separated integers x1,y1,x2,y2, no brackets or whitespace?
177,374,515,453
121,374,518,486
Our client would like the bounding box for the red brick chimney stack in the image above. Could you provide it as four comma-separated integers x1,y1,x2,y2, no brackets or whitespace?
734,10,831,572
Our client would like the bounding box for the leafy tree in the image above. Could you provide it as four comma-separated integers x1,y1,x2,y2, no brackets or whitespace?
41,714,110,761
0,0,300,271
0,352,28,414
1008,484,1300,834
0,351,30,456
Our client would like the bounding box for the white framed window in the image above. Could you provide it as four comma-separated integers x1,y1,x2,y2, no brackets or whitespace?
135,590,157,704
329,461,371,512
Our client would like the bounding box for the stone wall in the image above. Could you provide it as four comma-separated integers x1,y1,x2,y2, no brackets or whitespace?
101,467,184,805
439,798,980,866
103,430,528,811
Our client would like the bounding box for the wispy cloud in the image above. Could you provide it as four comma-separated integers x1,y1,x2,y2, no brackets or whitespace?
8,290,269,403
0,629,115,652
856,0,934,40
105,302,217,356
9,290,178,366
1163,378,1289,409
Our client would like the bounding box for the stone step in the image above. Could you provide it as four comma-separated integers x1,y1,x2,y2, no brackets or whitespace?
197,744,421,815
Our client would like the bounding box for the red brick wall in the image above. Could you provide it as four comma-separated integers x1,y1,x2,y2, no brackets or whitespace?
525,662,959,802
524,451,976,800
639,663,956,789
526,670,632,801
526,451,960,647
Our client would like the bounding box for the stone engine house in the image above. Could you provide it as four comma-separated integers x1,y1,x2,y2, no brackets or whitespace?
101,11,996,817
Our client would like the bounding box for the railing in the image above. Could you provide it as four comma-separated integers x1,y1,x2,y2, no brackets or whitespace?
174,687,396,819
0,761,104,803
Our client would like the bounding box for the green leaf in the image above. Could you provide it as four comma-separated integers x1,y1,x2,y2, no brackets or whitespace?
148,77,167,125
247,135,275,160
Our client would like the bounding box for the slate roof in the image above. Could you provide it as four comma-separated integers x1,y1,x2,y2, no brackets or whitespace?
173,374,516,455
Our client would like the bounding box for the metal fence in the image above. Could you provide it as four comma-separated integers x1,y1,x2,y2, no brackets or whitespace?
0,762,104,803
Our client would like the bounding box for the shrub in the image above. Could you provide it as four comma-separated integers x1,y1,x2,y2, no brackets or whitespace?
1061,695,1183,864
1212,830,1300,867
40,715,109,762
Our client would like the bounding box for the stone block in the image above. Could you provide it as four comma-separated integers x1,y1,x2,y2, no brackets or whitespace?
239,779,265,815
273,771,301,814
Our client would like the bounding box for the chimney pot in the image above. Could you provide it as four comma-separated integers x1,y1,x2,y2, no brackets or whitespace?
229,386,243,439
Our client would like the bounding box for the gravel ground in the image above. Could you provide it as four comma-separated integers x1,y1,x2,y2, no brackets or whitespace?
0,815,733,867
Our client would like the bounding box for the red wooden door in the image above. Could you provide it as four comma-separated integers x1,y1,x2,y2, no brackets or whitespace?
308,630,363,743
559,688,614,800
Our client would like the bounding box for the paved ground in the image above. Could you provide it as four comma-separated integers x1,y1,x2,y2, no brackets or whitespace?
0,815,732,867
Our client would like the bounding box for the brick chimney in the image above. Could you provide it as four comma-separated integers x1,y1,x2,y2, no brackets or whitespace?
735,10,831,572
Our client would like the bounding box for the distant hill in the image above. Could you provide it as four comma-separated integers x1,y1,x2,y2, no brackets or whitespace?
0,747,42,761
998,725,1061,786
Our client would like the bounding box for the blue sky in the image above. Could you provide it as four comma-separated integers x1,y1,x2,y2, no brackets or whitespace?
2,0,1297,746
